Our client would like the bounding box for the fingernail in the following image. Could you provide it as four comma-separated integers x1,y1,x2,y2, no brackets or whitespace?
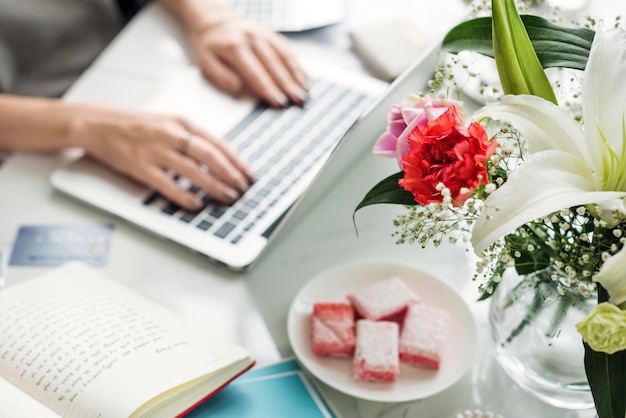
293,88,308,104
236,181,248,194
224,187,240,201
190,197,203,209
245,168,256,182
274,92,289,107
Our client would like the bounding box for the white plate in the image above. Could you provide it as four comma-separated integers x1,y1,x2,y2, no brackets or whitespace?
287,260,477,403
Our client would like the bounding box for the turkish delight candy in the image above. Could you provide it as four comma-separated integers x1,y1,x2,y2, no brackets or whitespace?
353,320,400,382
347,276,420,321
310,302,356,357
399,303,449,370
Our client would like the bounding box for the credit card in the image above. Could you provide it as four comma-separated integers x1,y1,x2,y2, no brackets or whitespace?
9,224,114,266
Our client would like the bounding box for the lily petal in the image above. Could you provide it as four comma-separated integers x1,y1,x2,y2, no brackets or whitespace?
582,25,626,191
594,245,626,306
475,94,587,158
471,150,626,252
598,198,626,218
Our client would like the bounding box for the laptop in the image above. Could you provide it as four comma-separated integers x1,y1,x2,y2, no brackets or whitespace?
228,0,346,32
50,40,440,271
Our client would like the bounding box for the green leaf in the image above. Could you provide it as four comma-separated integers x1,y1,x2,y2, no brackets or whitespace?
352,172,416,235
491,0,558,103
353,172,416,216
584,345,626,418
583,285,626,418
442,15,594,71
442,16,496,56
509,223,554,275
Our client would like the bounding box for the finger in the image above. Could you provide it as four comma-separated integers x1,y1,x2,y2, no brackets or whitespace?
142,166,205,211
163,128,251,202
251,36,308,105
223,45,291,108
174,133,249,194
180,119,255,177
200,134,255,182
264,33,308,89
196,49,244,96
161,149,243,205
180,121,255,182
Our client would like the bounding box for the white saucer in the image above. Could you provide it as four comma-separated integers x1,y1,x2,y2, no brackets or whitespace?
286,260,477,403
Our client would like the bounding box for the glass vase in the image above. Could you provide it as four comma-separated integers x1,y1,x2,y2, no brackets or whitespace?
489,266,596,410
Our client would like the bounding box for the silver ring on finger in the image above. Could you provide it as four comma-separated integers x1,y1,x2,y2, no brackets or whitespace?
177,132,194,156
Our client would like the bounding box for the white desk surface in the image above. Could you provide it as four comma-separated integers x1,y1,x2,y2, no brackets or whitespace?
0,1,616,417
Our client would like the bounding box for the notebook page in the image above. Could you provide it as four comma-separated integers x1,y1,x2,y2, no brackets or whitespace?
0,262,251,418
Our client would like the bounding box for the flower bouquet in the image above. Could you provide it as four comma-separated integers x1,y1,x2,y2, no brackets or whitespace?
354,0,626,416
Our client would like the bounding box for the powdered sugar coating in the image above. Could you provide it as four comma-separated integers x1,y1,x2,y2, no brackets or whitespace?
347,276,420,321
311,302,356,357
399,303,449,370
353,320,400,382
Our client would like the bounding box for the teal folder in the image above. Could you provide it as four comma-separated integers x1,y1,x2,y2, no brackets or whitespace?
187,358,336,418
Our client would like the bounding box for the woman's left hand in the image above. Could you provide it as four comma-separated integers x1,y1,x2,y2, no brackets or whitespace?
189,17,309,108
159,0,308,107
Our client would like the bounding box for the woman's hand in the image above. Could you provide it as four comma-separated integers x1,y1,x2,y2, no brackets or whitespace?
159,0,308,107
190,18,308,107
75,105,253,211
0,95,252,211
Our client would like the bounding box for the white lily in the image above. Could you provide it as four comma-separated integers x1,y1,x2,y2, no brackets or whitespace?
471,25,626,303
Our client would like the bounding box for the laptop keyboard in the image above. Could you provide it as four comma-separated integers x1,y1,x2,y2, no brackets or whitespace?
142,79,373,244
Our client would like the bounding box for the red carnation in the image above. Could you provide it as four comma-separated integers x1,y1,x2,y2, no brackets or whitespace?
399,106,496,206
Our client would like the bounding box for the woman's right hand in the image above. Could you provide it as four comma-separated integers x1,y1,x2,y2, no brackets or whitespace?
74,105,253,211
